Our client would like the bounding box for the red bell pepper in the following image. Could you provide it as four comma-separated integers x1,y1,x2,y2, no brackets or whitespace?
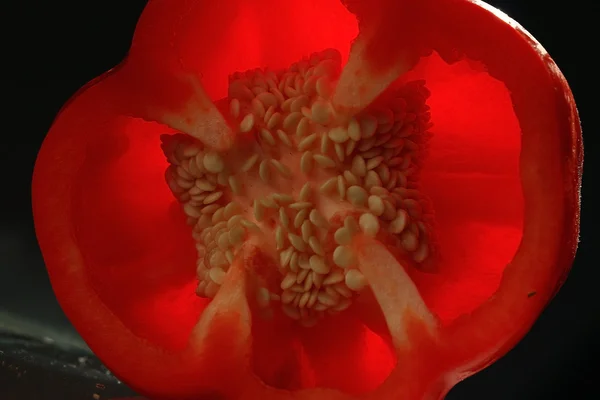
32,0,582,399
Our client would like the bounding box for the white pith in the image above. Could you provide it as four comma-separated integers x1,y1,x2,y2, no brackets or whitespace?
162,49,434,327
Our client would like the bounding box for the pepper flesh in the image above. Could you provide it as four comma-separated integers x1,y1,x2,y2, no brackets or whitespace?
32,1,581,399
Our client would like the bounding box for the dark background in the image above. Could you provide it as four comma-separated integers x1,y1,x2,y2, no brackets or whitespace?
0,1,596,399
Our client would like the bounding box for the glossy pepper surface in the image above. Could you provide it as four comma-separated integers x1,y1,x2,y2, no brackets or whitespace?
32,0,582,399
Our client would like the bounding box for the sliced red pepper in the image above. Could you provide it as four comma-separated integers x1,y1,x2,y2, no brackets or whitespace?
32,0,582,399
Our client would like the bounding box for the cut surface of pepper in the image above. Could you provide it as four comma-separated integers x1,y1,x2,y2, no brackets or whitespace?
32,0,581,399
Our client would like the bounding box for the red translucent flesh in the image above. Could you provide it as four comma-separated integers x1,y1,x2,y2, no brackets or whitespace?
32,0,582,399
337,0,581,389
119,0,357,140
401,53,523,324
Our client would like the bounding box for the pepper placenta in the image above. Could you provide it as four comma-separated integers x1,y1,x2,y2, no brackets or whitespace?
32,0,582,399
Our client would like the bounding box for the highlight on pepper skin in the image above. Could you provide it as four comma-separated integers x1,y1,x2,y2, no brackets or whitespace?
32,0,582,399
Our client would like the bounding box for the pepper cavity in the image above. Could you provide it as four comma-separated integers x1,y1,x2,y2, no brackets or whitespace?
161,49,435,327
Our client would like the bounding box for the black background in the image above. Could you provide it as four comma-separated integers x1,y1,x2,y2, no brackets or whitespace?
0,1,596,399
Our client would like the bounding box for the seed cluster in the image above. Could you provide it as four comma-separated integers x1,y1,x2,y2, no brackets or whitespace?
162,49,434,326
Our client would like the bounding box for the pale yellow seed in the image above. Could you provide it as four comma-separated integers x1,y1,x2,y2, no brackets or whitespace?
359,213,380,237
366,156,384,170
270,87,285,104
259,159,271,183
308,236,324,256
289,202,312,210
319,177,337,194
329,126,349,143
382,200,397,220
359,115,377,138
285,252,297,273
281,273,298,290
297,269,310,284
323,270,345,285
303,272,314,292
203,191,223,204
227,214,243,229
413,242,430,263
276,129,292,147
333,246,356,268
203,152,225,174
389,209,409,234
370,186,388,196
361,147,382,159
261,196,278,209
229,225,244,245
298,291,311,308
311,99,331,124
212,207,225,223
253,199,265,221
288,233,307,251
301,106,312,119
239,113,255,133
299,182,311,201
296,117,311,137
267,112,283,130
312,272,325,288
334,143,345,162
260,128,276,145
225,250,234,264
309,209,328,229
280,247,294,267
281,97,294,112
183,203,201,218
343,170,359,186
368,195,385,216
313,154,336,168
300,151,313,174
251,98,266,118
347,185,368,207
309,255,330,274
201,204,220,214
275,226,285,249
316,76,333,98
317,292,337,307
209,251,227,268
365,170,383,188
334,227,352,245
241,154,260,172
337,175,346,199
347,118,361,141
271,159,292,178
217,231,230,250
241,219,260,231
301,220,312,242
345,139,357,156
209,267,227,285
294,208,309,229
283,111,303,130
263,105,276,124
281,290,297,304
376,164,391,184
333,298,352,312
273,193,294,204
345,269,368,291
228,175,242,195
351,155,367,177
279,207,290,228
257,91,278,108
298,133,318,151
